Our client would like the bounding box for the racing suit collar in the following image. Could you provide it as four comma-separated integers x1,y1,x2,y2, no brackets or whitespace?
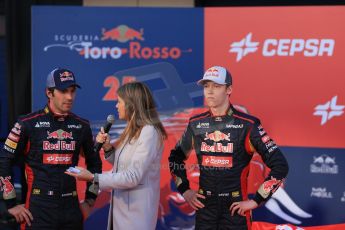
44,104,70,121
209,103,233,117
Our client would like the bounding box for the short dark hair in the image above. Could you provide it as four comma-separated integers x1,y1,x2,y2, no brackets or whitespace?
46,87,55,99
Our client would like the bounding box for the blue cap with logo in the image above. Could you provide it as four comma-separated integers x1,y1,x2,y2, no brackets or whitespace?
46,68,81,90
197,66,232,86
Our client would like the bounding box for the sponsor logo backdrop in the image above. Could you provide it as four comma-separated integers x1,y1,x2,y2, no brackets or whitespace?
32,6,345,229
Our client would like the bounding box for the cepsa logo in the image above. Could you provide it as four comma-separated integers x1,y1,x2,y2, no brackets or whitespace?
43,25,190,60
229,33,335,62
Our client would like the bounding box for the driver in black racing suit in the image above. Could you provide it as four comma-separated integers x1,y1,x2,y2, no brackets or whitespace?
0,68,102,229
169,66,289,230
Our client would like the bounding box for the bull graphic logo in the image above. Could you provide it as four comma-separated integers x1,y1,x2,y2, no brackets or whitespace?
59,71,74,82
204,131,230,142
0,176,15,198
313,156,324,164
204,68,220,78
325,157,336,164
263,177,280,193
313,155,336,164
311,154,338,174
101,25,144,43
47,129,73,140
264,187,313,225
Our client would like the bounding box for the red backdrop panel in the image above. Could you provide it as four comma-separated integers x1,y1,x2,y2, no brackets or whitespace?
205,6,345,148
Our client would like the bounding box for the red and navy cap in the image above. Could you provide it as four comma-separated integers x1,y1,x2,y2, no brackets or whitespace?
46,68,81,90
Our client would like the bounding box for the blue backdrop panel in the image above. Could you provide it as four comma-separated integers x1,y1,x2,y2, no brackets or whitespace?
31,6,204,119
254,146,345,226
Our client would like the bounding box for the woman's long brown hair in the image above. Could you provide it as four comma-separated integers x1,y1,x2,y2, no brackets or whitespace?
115,81,167,146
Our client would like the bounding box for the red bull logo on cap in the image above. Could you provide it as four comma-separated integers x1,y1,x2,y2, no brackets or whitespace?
47,129,73,140
59,71,74,82
204,68,220,78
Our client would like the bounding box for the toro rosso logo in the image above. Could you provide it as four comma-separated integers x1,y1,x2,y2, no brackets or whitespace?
43,24,190,60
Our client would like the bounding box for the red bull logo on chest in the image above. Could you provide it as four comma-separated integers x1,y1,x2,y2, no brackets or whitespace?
201,142,233,153
204,131,230,142
47,129,73,140
43,141,76,151
201,131,233,153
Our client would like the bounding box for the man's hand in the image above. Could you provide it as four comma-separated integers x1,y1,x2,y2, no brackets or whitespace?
80,199,94,220
8,204,33,226
230,199,258,216
182,189,205,210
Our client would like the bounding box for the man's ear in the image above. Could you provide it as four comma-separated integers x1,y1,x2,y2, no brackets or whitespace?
46,88,53,99
226,85,232,95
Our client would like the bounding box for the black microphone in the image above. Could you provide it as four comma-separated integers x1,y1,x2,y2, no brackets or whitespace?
94,114,115,153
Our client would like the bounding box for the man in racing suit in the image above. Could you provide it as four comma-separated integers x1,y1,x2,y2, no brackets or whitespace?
0,68,102,229
169,66,289,229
